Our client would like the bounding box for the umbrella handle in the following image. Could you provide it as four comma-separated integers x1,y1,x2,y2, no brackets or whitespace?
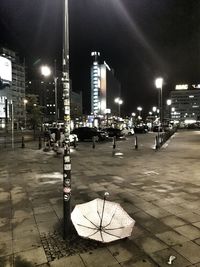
100,193,109,229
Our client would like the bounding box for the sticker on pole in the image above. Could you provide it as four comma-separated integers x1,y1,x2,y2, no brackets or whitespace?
63,187,71,193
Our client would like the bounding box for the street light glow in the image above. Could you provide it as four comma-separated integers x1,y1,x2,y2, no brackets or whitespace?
152,106,157,112
137,106,142,111
155,77,163,88
166,99,172,106
41,65,51,77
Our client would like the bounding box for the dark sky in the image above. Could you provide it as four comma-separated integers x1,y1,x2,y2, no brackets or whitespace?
1,0,200,115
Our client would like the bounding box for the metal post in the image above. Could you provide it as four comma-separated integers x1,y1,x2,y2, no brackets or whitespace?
21,136,25,148
11,101,14,149
113,136,116,149
39,136,42,149
135,135,138,149
92,136,95,149
155,135,159,150
54,60,58,123
63,0,71,239
73,136,77,148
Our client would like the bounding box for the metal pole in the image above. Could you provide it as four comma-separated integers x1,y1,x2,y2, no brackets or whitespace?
24,102,27,129
11,101,14,149
54,60,58,123
63,0,71,239
160,85,163,125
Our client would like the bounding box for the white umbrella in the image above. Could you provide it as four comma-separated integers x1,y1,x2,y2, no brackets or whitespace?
71,194,135,243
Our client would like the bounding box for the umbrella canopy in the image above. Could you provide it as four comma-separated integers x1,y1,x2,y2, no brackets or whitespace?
71,197,135,243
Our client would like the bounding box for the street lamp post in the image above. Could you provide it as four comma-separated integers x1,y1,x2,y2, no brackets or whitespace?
114,97,123,117
155,78,163,125
62,0,71,239
23,99,28,129
137,106,142,119
166,99,172,123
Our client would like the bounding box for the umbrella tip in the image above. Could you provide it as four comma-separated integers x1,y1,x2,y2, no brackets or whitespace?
104,192,110,198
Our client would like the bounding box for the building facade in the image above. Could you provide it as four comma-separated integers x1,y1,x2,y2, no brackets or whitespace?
26,78,82,123
0,47,25,129
91,52,121,116
169,84,200,122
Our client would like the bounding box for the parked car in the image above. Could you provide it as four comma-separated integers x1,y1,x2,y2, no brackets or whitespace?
104,127,125,139
71,127,109,141
134,125,148,134
121,127,135,136
152,125,163,132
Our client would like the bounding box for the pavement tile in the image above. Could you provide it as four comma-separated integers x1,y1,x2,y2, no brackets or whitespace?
12,209,33,219
156,230,189,246
194,238,200,245
121,258,157,267
33,205,54,214
37,221,58,234
193,222,200,229
49,255,85,267
151,247,191,267
0,240,13,257
14,247,47,266
175,225,200,240
133,236,168,254
0,255,13,267
107,239,144,263
144,207,171,219
13,234,42,253
0,192,10,203
161,215,187,228
173,241,200,264
0,231,12,242
80,247,118,267
13,226,39,240
177,212,200,223
161,204,187,215
34,212,58,223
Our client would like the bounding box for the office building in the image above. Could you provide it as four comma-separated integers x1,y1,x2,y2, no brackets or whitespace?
169,84,200,122
91,52,121,116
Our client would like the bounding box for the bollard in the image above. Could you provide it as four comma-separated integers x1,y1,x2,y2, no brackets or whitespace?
38,136,42,149
92,136,95,149
21,136,25,148
135,135,138,150
73,137,77,148
113,136,116,149
155,135,159,150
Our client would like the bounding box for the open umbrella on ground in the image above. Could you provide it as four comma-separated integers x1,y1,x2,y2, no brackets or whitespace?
71,193,135,243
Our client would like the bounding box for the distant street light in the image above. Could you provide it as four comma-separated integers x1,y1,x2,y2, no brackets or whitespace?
155,77,163,124
166,99,172,122
23,99,28,129
137,106,142,118
40,64,58,123
114,97,123,117
152,106,157,113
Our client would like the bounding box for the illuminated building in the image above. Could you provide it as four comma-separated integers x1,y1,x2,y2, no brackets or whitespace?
0,47,25,129
91,52,121,116
169,84,200,122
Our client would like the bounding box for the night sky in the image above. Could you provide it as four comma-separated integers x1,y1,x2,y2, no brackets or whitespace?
1,0,200,116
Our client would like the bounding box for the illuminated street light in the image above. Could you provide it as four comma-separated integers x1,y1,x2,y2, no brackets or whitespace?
166,99,172,122
40,64,58,123
137,106,142,117
152,106,157,113
41,65,51,77
114,97,123,117
155,77,163,124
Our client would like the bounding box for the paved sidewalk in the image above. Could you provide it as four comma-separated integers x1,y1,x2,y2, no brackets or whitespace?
0,131,200,266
